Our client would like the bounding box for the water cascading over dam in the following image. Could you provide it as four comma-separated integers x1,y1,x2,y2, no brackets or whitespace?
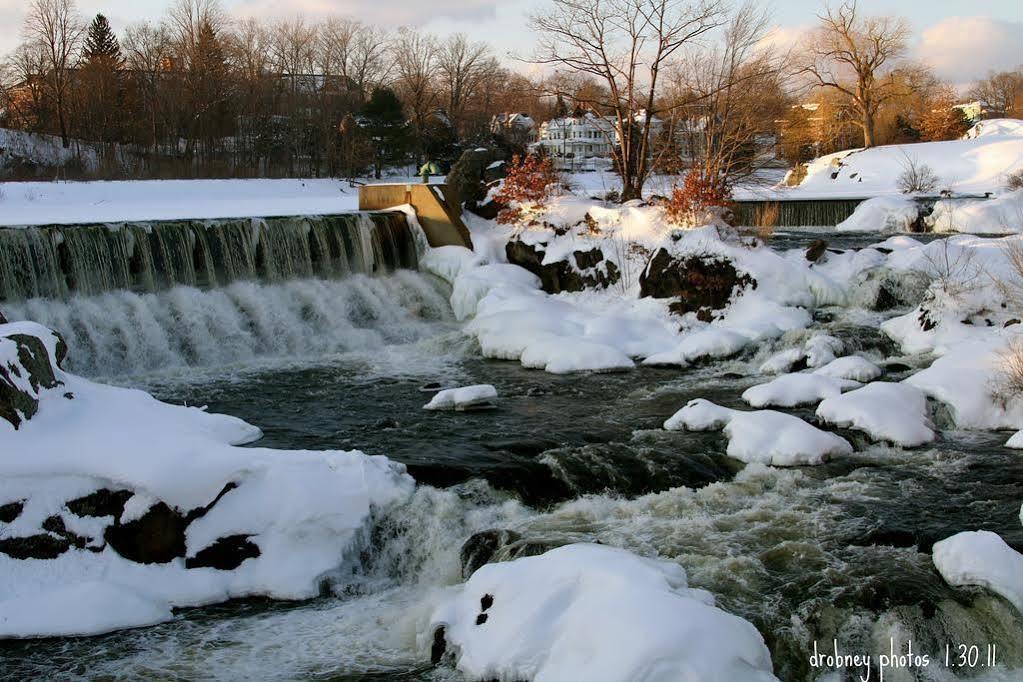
0,212,419,301
0,212,454,377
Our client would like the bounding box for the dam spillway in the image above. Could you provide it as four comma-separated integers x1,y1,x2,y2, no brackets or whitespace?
0,212,420,302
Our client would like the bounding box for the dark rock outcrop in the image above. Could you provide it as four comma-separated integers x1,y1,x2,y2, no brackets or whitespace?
0,533,73,560
1,332,62,429
0,308,7,324
66,489,134,518
461,529,522,579
639,249,755,320
186,534,261,570
805,239,829,263
0,500,23,523
505,239,620,294
104,502,188,564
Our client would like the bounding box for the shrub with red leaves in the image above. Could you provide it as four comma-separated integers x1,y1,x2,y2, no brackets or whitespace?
664,170,733,227
494,154,561,224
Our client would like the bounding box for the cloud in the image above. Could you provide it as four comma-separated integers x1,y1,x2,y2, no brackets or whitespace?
231,0,499,27
917,16,1023,87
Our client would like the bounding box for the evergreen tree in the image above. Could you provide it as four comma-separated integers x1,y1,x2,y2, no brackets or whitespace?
79,14,124,146
361,87,411,178
83,14,122,67
554,94,569,119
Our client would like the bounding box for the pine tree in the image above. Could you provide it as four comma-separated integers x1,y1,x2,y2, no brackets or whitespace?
79,14,124,146
554,94,569,119
361,87,412,178
83,14,122,68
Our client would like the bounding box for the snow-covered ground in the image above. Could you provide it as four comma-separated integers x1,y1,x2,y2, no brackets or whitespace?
784,118,1023,199
0,178,363,226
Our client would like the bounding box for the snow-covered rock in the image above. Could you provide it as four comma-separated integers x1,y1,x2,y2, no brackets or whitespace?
813,356,883,382
427,543,778,682
742,373,859,408
665,399,852,466
0,322,415,638
423,384,498,411
816,382,934,447
933,531,1023,614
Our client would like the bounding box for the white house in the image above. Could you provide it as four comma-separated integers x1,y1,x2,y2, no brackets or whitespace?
532,113,617,169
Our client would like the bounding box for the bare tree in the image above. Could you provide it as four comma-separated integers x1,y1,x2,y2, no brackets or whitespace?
392,28,439,162
124,22,170,153
22,0,85,147
437,34,493,137
799,0,911,148
668,2,785,190
968,69,1023,118
530,0,726,201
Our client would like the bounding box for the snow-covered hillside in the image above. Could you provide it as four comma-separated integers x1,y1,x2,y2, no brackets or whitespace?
786,119,1023,198
0,128,103,176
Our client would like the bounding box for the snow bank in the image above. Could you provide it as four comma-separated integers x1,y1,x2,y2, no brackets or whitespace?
933,531,1023,614
428,543,778,682
785,119,1023,198
837,196,919,232
904,337,1023,430
816,382,934,446
665,399,852,466
423,385,498,411
742,373,859,408
0,322,415,637
928,190,1023,234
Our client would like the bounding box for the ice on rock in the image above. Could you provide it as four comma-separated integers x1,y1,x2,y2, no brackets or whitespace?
427,543,779,682
803,334,844,368
742,373,860,408
643,328,750,367
757,335,848,376
816,382,934,446
759,348,806,375
933,531,1023,614
423,384,499,411
1007,430,1023,449
813,355,883,383
664,399,852,466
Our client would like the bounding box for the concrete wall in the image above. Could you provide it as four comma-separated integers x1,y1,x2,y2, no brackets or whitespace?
359,183,473,249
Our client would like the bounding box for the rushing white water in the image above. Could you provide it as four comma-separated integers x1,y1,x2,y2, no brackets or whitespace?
4,271,455,378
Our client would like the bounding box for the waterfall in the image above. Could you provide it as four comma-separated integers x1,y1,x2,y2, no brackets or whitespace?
4,271,454,377
0,212,418,302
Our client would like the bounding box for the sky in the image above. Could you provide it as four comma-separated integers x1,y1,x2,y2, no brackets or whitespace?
2,0,1023,88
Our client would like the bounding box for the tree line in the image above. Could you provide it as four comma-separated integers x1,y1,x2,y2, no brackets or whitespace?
0,0,559,178
1,0,1018,195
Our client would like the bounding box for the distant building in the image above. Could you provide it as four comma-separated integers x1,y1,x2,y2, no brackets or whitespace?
953,100,1002,124
532,111,668,170
490,112,535,146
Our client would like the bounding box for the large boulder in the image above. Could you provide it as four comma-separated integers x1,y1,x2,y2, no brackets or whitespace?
104,502,188,564
505,238,620,294
446,148,506,217
639,249,756,320
1,332,63,429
